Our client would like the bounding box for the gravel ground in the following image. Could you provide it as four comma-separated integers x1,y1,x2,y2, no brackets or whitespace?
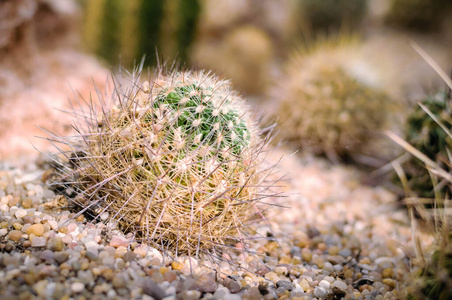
0,150,433,300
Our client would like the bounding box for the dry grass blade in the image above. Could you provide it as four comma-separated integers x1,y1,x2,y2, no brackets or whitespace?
386,131,452,183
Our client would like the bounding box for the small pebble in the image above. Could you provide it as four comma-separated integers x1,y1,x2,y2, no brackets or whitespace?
14,208,27,219
314,286,328,299
8,230,22,241
71,282,85,293
26,223,45,236
31,236,47,247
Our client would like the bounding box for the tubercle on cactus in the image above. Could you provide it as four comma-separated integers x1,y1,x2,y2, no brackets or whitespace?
43,65,282,270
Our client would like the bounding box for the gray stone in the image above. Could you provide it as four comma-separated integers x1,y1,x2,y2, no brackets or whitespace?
276,280,294,291
143,279,166,300
195,272,217,293
314,286,328,299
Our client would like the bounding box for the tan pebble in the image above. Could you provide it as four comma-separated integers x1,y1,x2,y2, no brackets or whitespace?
301,248,312,262
58,227,68,234
382,268,394,278
22,198,33,209
291,257,302,265
344,269,354,279
274,266,288,275
353,292,361,298
9,197,19,207
8,230,22,241
266,241,279,251
383,278,395,290
317,243,327,252
299,279,310,291
328,246,339,256
264,271,280,282
279,255,291,264
359,284,372,292
110,236,129,248
297,236,311,248
26,224,45,236
171,261,184,270
359,257,371,264
115,246,127,258
313,257,324,268
13,223,22,230
159,267,168,274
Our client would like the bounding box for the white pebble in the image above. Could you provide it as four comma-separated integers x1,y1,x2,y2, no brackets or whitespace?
15,208,27,219
71,282,85,293
1,204,9,212
332,280,348,291
314,286,328,298
0,229,7,236
31,237,47,247
319,280,331,289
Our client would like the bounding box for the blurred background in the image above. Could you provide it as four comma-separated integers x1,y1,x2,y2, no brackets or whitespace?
0,0,451,161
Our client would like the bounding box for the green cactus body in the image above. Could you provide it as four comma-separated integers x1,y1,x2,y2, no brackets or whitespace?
50,69,272,257
402,92,452,199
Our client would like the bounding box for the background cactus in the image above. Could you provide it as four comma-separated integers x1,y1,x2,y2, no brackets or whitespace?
385,0,452,32
273,38,395,162
82,0,200,67
298,0,368,33
48,68,277,261
398,91,452,200
191,25,273,95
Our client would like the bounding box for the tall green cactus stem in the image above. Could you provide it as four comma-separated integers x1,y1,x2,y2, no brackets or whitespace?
49,69,277,261
81,0,200,67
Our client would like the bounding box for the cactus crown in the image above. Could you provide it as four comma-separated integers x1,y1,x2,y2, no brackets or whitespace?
149,79,250,157
47,68,277,264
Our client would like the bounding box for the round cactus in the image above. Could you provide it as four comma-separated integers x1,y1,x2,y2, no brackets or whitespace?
49,69,276,258
400,91,452,199
274,38,393,161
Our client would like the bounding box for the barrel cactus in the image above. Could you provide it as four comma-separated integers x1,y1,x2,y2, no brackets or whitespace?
48,68,276,259
274,38,394,162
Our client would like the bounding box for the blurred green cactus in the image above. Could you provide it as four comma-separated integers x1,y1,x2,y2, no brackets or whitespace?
401,91,452,199
82,0,200,67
